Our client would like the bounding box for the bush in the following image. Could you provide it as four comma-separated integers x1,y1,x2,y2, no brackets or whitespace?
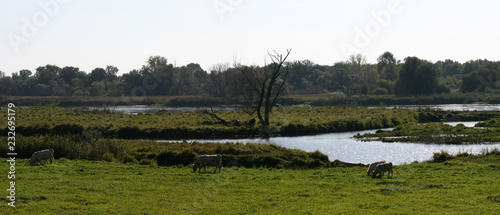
123,155,138,164
310,150,329,163
116,126,142,139
156,150,197,166
139,159,157,166
261,155,286,168
53,124,84,135
156,151,177,166
432,151,453,163
102,152,114,162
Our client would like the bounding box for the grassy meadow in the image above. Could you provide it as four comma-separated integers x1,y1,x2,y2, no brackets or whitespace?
1,152,499,214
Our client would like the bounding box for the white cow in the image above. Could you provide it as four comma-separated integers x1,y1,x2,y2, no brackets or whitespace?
193,154,223,173
372,162,393,178
367,160,386,176
30,149,54,166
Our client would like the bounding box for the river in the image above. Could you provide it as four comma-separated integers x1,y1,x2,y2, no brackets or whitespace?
160,121,500,165
91,103,500,114
99,104,499,165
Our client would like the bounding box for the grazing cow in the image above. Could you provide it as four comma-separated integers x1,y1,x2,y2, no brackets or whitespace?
372,162,393,178
30,149,54,166
193,154,222,173
367,160,386,176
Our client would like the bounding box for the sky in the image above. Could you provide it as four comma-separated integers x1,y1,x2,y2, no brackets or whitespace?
1,0,499,76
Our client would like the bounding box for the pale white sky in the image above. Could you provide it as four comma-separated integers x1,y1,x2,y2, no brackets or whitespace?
1,0,499,76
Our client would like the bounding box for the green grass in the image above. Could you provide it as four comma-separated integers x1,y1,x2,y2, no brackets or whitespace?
0,135,332,168
3,106,497,139
1,154,499,214
1,106,422,139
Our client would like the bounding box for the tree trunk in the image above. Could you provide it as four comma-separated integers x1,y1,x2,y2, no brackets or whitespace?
237,49,291,128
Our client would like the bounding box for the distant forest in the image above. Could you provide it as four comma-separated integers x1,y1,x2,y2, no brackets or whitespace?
1,52,499,99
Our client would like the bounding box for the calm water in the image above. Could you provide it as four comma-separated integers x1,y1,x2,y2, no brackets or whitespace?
88,106,240,114
162,121,500,165
91,103,500,114
385,104,500,111
97,104,499,165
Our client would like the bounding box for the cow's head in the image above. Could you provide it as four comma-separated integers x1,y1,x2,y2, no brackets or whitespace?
192,164,197,173
29,159,35,166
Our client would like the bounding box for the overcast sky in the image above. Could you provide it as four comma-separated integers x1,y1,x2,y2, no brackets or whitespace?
1,0,499,76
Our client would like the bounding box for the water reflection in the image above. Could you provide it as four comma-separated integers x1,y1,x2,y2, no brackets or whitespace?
89,103,500,114
384,104,500,111
163,122,500,165
94,104,499,164
88,106,240,114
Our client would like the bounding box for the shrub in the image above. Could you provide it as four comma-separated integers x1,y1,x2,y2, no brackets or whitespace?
139,159,157,166
116,126,142,139
261,155,286,168
123,155,138,164
156,151,177,166
53,124,84,135
432,151,453,163
310,150,329,163
102,152,114,162
156,150,197,166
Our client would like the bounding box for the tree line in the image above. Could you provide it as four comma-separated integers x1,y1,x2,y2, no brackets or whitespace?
1,52,499,98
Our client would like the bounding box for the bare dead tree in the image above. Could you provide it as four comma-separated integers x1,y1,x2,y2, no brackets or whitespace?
236,49,292,127
200,105,227,124
198,98,241,126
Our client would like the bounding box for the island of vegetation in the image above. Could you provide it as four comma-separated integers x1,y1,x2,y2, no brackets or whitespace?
355,116,500,144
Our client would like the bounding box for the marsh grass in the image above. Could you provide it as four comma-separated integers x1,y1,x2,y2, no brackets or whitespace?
0,132,126,161
3,106,497,139
1,106,422,139
1,135,332,169
357,120,500,144
1,153,499,214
